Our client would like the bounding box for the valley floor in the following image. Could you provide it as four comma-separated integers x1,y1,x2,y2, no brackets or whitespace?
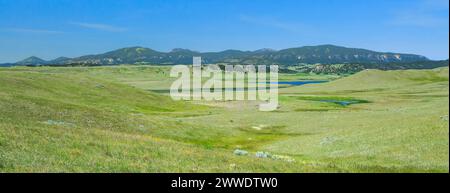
0,66,448,172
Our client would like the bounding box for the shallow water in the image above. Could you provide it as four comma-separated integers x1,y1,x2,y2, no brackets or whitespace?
319,100,363,106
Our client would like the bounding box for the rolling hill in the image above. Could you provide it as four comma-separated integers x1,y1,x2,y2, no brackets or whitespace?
1,66,448,172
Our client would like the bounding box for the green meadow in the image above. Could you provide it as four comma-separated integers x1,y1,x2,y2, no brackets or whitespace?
0,65,448,172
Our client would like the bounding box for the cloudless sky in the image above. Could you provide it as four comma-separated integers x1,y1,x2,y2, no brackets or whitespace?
0,0,448,63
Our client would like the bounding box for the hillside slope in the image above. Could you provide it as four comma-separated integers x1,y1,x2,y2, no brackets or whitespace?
0,66,448,172
282,67,449,94
0,69,304,172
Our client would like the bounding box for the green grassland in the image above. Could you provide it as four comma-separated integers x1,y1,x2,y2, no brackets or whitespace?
0,65,448,172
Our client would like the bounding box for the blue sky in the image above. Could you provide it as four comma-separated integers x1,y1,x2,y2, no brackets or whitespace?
0,0,448,63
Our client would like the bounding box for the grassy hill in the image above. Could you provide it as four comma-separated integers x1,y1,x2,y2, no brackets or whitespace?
282,67,449,93
0,66,448,172
0,68,308,172
274,68,449,171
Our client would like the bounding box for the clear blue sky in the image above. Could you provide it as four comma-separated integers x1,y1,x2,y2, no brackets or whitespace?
0,0,448,63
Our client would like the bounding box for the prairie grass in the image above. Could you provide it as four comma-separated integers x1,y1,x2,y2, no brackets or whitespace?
0,66,448,172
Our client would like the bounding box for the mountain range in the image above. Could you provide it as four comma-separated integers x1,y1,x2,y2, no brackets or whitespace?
4,45,448,72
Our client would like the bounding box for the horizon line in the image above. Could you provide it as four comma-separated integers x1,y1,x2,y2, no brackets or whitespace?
4,44,448,64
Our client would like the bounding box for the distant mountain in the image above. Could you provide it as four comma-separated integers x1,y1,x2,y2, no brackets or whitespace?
15,56,48,66
272,45,429,65
0,63,14,67
49,57,71,64
5,45,442,71
252,48,277,54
